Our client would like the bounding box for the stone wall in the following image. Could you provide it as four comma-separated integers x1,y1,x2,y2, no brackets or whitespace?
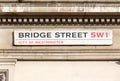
0,26,119,60
0,3,119,12
1,0,120,2
0,2,119,60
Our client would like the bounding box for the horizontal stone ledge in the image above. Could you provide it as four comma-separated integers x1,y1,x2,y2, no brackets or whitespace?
22,0,120,2
1,54,120,61
0,58,17,64
2,49,120,55
0,0,119,3
0,7,120,12
2,50,120,54
1,49,120,54
0,0,17,2
0,3,120,12
0,12,120,16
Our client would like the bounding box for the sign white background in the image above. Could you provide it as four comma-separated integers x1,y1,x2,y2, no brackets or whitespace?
14,30,112,45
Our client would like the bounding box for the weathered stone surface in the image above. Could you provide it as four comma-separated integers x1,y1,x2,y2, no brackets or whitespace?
0,2,119,60
0,3,119,12
0,26,119,60
15,61,120,81
0,61,15,81
0,0,17,2
22,0,120,2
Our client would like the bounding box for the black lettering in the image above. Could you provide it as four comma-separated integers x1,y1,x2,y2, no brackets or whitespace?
61,32,65,38
72,32,77,38
19,33,24,38
83,32,88,38
66,32,71,38
55,32,60,38
25,32,30,38
40,32,46,38
33,32,39,38
78,32,82,38
47,32,52,38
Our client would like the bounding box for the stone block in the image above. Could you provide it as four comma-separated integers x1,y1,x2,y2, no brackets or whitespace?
0,0,17,2
22,0,119,2
0,3,119,12
0,29,32,49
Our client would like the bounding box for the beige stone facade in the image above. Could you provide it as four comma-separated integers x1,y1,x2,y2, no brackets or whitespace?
0,1,120,81
0,26,119,60
0,3,119,12
22,0,120,2
0,0,120,2
0,3,119,60
0,0,17,2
